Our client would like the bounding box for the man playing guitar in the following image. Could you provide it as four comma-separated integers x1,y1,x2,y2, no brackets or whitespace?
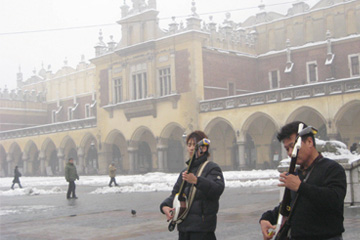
160,130,225,240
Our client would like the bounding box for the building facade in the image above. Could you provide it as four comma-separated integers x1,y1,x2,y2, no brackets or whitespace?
0,0,359,177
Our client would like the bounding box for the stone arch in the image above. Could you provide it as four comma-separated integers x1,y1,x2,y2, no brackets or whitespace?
129,126,156,173
204,117,236,170
286,106,327,139
41,138,58,176
241,112,280,169
159,122,185,172
80,133,98,175
60,136,77,160
60,136,78,174
104,129,128,173
8,142,23,173
23,140,39,176
334,100,360,147
0,145,8,177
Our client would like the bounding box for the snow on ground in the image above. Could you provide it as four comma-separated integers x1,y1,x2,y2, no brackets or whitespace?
0,170,280,197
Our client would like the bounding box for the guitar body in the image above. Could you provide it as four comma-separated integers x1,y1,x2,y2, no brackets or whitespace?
172,193,188,221
168,193,188,231
274,218,290,240
167,138,211,232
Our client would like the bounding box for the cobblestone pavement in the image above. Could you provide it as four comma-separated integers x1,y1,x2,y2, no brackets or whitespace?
1,186,359,240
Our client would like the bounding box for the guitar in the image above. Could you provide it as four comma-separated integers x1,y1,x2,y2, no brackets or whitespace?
168,138,210,232
270,124,318,239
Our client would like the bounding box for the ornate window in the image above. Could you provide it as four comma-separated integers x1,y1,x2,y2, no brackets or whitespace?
159,67,171,96
113,78,122,103
349,54,360,77
269,70,280,89
68,107,73,120
85,104,91,118
52,110,56,123
132,72,147,100
228,82,235,96
306,61,318,83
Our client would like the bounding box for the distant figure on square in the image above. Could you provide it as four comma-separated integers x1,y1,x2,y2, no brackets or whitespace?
11,166,22,189
108,162,119,187
350,142,358,153
65,158,79,199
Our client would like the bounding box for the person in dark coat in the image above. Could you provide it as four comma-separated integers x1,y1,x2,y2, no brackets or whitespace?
65,158,79,199
11,166,22,189
160,130,225,240
259,121,346,240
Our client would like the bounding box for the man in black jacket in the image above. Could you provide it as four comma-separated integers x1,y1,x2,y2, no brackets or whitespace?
160,130,225,240
259,121,346,240
11,166,22,189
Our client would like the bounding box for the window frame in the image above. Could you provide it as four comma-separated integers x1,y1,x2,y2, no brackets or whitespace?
113,77,123,103
132,72,147,100
268,70,280,89
348,54,360,77
85,104,91,118
228,82,235,96
306,61,318,83
159,67,171,96
52,110,56,123
68,107,73,121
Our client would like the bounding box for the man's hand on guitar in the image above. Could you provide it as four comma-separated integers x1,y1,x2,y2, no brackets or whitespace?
260,220,276,240
182,171,198,184
278,172,301,192
162,206,175,221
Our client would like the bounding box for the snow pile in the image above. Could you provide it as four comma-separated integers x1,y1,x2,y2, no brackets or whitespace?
1,187,64,196
0,170,279,196
279,138,360,167
316,139,360,163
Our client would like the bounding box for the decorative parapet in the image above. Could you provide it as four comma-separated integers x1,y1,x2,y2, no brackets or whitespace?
103,93,180,121
0,117,96,140
200,77,360,113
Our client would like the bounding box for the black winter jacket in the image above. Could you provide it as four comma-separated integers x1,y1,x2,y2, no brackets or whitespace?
260,157,346,239
160,154,225,232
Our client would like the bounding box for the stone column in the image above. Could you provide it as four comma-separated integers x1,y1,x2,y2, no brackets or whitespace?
22,152,28,175
237,141,246,169
38,151,46,176
128,147,136,174
327,119,339,140
77,148,84,174
57,148,64,174
97,150,108,174
6,154,12,176
157,145,167,172
281,147,287,161
163,147,168,171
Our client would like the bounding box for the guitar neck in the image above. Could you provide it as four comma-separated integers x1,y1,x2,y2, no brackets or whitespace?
279,149,298,216
177,147,197,201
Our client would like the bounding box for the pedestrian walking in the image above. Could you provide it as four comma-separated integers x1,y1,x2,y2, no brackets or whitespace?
108,162,119,187
160,130,225,240
65,158,79,199
11,166,22,189
259,121,346,240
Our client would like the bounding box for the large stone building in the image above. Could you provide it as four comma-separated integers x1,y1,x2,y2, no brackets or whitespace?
1,0,359,177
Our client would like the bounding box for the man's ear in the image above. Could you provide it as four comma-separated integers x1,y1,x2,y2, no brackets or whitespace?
305,137,313,146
